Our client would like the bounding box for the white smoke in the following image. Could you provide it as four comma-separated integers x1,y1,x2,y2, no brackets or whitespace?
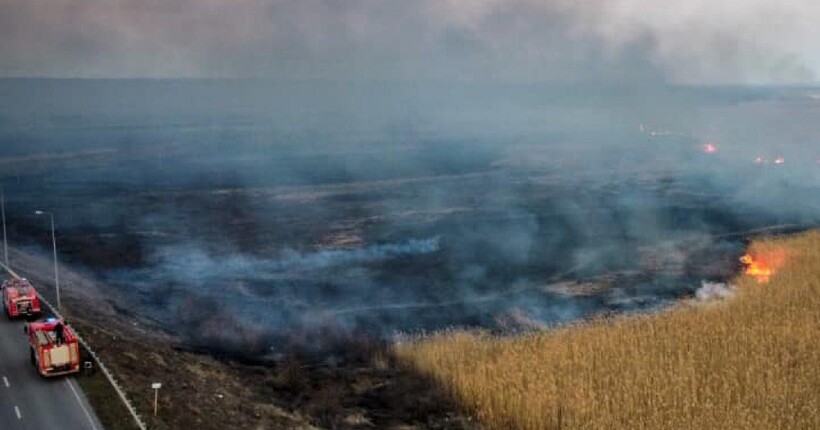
140,236,441,285
695,281,736,301
272,237,441,272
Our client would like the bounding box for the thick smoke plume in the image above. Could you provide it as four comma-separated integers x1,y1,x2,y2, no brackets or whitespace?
0,79,819,356
1,0,819,83
0,9,818,356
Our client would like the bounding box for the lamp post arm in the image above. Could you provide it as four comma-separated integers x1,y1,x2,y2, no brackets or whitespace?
1,188,7,266
47,214,60,310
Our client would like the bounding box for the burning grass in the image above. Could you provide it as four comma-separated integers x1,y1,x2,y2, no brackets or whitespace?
740,245,787,284
395,230,820,429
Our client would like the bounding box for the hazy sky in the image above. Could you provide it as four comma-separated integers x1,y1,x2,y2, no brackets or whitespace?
1,0,817,84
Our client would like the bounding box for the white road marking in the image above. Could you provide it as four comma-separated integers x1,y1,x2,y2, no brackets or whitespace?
66,379,100,430
2,376,8,388
14,405,21,419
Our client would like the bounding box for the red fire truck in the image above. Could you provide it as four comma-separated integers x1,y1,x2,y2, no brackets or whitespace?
24,318,81,377
2,278,42,319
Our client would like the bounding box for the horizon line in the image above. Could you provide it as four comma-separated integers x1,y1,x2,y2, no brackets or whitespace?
0,77,818,89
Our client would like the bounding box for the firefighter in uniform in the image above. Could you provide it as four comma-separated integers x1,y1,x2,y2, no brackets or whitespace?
54,321,65,345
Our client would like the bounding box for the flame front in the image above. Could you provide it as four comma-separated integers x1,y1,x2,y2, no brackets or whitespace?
740,254,773,283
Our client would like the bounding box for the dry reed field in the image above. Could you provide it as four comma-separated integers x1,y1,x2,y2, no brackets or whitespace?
395,230,820,429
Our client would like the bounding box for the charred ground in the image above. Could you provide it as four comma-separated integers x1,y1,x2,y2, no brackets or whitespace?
1,80,819,428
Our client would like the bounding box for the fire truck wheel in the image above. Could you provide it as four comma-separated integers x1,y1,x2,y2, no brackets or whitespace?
29,349,35,366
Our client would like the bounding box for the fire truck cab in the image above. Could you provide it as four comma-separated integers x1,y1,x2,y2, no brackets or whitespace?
2,278,42,319
24,318,81,377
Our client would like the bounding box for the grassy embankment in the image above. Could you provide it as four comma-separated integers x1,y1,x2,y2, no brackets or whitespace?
396,231,820,429
73,352,142,430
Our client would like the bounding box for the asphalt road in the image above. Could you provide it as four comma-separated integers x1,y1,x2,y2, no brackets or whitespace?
0,309,104,430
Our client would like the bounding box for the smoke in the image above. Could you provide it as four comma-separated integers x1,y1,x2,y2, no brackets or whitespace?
1,0,819,360
132,237,440,285
0,79,819,355
1,0,819,83
695,281,736,301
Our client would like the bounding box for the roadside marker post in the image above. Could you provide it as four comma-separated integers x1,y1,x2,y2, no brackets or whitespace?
152,382,162,417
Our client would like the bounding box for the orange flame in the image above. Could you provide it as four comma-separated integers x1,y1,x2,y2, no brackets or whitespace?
740,254,773,283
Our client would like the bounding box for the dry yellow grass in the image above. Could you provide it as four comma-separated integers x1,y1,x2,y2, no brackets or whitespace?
395,231,820,429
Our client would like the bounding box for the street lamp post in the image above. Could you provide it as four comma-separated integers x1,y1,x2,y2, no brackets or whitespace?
1,188,7,266
34,210,60,310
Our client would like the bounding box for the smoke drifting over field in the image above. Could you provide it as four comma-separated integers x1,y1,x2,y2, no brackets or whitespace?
142,237,441,282
3,0,820,84
1,79,819,356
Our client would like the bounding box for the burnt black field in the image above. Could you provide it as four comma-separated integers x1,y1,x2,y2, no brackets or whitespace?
1,79,819,355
